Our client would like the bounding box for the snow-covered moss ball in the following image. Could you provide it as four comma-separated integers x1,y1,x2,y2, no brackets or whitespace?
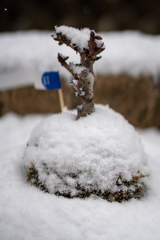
23,105,149,202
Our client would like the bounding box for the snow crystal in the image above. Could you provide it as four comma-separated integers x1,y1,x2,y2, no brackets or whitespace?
23,105,149,195
72,79,78,86
69,62,86,75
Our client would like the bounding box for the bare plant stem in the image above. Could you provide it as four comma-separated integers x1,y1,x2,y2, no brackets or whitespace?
52,28,105,119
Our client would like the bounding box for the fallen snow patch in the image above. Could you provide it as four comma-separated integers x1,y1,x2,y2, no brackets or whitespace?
1,112,160,240
0,30,160,90
23,105,149,201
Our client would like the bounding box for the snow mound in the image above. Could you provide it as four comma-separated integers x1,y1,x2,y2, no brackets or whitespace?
23,105,149,201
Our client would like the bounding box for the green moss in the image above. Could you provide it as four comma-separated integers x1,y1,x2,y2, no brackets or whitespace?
27,166,49,193
26,164,148,202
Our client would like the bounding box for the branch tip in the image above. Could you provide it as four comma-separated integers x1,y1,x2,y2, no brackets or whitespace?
95,35,102,40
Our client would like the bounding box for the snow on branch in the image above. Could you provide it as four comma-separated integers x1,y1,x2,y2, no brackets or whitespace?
51,25,105,119
52,26,105,53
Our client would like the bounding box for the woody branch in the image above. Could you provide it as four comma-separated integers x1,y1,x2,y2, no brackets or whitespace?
51,27,105,119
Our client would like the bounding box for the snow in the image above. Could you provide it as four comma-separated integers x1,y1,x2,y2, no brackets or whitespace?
23,105,149,196
0,30,160,90
1,108,160,240
54,26,91,50
53,26,104,51
69,62,86,75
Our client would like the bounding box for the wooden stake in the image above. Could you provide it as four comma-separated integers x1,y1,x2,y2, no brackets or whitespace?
58,89,65,112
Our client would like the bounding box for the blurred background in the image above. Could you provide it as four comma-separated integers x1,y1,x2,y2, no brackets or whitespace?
1,0,160,34
0,0,160,128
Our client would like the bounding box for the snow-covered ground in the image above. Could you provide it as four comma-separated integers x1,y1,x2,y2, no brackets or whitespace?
0,111,160,240
0,30,160,90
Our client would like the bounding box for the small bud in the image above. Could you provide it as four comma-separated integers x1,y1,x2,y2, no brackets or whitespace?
90,31,95,38
64,56,69,61
62,34,66,40
86,56,92,60
95,35,102,40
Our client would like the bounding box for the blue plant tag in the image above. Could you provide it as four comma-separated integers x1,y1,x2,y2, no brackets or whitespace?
41,72,61,90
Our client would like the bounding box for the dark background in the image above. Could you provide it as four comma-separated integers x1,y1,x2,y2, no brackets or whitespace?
0,0,160,34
